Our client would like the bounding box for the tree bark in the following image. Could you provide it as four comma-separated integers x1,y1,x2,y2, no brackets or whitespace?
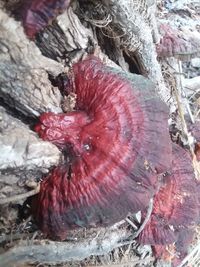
0,106,60,173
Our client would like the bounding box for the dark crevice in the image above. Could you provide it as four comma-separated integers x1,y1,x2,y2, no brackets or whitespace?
123,51,141,74
0,97,38,129
2,0,23,18
94,28,143,75
95,28,122,67
35,21,78,63
35,21,85,64
48,72,71,97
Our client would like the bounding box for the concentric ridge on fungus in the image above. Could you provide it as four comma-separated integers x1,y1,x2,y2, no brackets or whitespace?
139,144,199,265
34,57,172,240
156,23,198,59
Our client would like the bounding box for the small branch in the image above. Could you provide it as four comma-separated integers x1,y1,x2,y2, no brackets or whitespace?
0,228,131,266
184,76,200,93
125,218,138,230
174,60,200,178
86,257,154,267
177,60,194,124
119,198,153,246
0,232,34,244
0,185,40,205
177,241,200,267
173,77,189,134
132,198,153,239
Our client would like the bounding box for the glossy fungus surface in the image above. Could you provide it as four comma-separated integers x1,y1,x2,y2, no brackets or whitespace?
34,57,172,240
21,0,70,39
139,144,199,264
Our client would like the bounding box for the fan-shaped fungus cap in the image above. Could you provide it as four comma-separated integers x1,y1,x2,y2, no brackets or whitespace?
157,24,199,59
139,144,199,263
33,57,172,240
149,227,196,266
20,0,70,39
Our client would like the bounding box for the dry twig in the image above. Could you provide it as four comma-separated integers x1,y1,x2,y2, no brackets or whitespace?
120,198,153,246
177,241,200,267
86,257,155,267
132,198,153,238
0,184,40,205
173,60,200,178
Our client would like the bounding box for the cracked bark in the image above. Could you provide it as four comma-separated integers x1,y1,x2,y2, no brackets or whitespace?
0,226,134,266
0,107,61,173
0,9,63,117
0,106,61,205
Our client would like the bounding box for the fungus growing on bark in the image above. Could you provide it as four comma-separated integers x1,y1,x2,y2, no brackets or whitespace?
33,57,172,240
156,24,199,59
139,144,199,264
20,0,70,39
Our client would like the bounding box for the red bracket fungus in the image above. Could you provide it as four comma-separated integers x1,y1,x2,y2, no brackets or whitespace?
20,0,70,39
156,24,197,59
33,57,172,240
139,144,199,265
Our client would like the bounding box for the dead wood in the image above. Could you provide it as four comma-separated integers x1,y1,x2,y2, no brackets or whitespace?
0,227,133,266
36,6,121,70
0,107,60,173
0,9,63,117
0,106,60,204
78,0,172,107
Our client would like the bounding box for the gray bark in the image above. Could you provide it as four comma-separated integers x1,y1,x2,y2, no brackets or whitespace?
0,106,61,202
0,227,131,266
0,9,63,117
0,107,60,173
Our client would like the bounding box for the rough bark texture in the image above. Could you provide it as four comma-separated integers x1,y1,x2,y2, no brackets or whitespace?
0,0,199,266
0,9,63,117
36,7,120,69
79,0,172,107
0,107,60,173
0,226,133,266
